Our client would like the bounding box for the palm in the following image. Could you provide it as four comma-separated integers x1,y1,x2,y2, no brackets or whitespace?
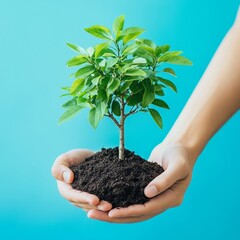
87,143,193,223
52,149,112,211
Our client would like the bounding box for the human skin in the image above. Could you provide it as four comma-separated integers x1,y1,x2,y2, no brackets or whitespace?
52,9,240,223
51,149,112,212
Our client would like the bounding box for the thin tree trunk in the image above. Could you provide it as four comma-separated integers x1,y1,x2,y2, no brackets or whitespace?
119,120,124,160
119,96,125,160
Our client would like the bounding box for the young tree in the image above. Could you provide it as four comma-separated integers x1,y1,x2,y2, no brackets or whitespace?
59,15,192,160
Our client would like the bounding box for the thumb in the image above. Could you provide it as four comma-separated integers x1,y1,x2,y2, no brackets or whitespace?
51,161,74,184
144,167,180,198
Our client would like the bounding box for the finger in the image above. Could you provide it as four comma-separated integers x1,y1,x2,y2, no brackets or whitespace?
70,203,89,213
108,204,146,218
71,200,112,211
51,163,74,183
52,149,94,168
109,189,176,218
51,149,94,183
70,202,98,210
57,180,99,205
144,162,185,198
97,200,112,211
88,209,154,223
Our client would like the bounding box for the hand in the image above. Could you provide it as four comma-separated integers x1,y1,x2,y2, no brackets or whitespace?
51,149,112,212
87,143,194,223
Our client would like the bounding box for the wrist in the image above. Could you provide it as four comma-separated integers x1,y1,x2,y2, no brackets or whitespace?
162,134,201,169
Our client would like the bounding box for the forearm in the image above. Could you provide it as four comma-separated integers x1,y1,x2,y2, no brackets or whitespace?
164,16,240,164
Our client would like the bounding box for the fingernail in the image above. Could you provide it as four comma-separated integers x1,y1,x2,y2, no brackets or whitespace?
63,171,70,183
145,185,158,198
97,201,107,210
108,211,114,217
97,204,105,210
89,197,99,206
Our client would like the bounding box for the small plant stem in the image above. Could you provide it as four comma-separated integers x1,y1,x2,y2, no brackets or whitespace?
113,40,125,160
119,95,125,160
124,106,139,119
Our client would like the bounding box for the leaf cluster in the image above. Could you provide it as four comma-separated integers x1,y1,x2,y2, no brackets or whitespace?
59,15,192,129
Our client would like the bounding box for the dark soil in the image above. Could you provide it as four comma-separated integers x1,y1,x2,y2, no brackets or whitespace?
70,147,164,208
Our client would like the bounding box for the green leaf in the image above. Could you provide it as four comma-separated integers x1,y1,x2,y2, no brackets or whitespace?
133,57,147,64
120,81,132,93
111,100,121,116
122,42,138,56
127,91,144,106
137,39,156,49
58,105,83,124
89,107,100,128
123,76,145,82
135,39,155,54
157,51,183,63
66,44,86,55
121,27,145,35
154,83,164,91
148,108,163,129
66,56,88,67
129,82,143,93
96,88,107,101
113,15,125,37
66,43,79,52
145,69,155,81
60,93,70,97
102,48,116,57
99,59,106,67
152,99,170,109
88,86,98,98
70,78,85,95
97,101,107,118
125,68,146,77
66,43,86,54
163,68,176,76
133,48,155,65
75,65,95,78
61,86,70,91
164,55,193,65
107,78,120,95
157,77,177,92
87,47,94,57
106,57,118,68
154,84,165,96
62,98,77,109
120,27,145,44
121,63,136,73
155,90,165,96
142,79,155,107
155,45,170,56
95,42,110,58
89,102,106,128
77,96,88,104
84,25,113,40
91,75,101,85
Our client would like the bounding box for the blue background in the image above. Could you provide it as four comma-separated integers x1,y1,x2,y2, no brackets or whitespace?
1,0,240,239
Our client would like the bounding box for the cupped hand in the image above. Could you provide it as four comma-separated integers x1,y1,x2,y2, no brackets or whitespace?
87,143,194,223
51,149,112,212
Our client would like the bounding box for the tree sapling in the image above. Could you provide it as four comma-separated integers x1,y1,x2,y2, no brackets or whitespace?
59,15,192,207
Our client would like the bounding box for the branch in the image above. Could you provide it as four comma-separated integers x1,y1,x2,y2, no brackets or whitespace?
124,105,139,119
105,112,120,128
